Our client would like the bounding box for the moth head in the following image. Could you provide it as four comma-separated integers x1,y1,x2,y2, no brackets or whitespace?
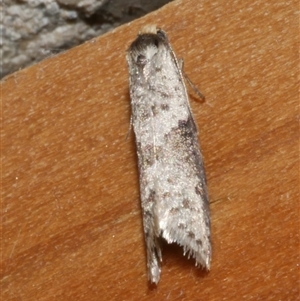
128,27,168,66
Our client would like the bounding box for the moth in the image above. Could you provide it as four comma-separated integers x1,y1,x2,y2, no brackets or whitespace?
126,25,211,284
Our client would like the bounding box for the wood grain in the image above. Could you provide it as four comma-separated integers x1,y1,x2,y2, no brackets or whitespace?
1,0,299,300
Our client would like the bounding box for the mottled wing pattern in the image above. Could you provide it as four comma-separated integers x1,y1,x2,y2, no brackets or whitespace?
127,25,211,284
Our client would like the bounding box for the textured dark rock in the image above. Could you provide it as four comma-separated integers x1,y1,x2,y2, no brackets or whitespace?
2,0,172,78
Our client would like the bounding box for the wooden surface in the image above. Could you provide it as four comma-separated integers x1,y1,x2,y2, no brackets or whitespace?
1,0,299,300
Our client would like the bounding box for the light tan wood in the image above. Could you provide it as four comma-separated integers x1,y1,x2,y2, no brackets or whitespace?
1,0,299,300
